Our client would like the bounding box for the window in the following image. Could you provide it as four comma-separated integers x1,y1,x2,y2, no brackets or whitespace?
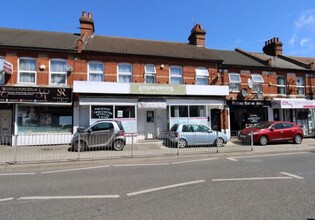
88,62,104,82
170,66,183,84
296,76,305,95
118,63,132,83
50,59,67,85
115,106,135,118
171,106,188,117
189,106,206,117
91,122,113,131
251,74,264,92
0,57,4,85
19,58,36,84
144,64,156,83
228,73,241,92
277,76,286,95
195,67,209,85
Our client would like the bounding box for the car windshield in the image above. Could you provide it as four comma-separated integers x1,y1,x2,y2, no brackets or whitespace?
253,122,272,129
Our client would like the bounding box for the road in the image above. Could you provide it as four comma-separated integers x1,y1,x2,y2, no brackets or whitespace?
1,152,315,220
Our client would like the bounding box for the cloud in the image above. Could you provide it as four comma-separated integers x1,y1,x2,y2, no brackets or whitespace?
294,9,315,31
300,38,310,46
289,34,296,45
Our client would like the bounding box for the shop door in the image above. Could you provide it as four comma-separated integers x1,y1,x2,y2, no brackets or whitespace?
146,110,156,139
210,109,221,131
0,110,12,137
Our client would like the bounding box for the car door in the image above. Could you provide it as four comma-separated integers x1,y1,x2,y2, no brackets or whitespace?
181,124,195,145
269,122,284,142
192,125,213,145
282,123,295,141
87,122,114,147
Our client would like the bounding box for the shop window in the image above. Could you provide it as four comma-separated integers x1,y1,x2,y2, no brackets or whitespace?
118,63,132,83
147,111,154,123
189,106,206,117
170,66,183,84
18,58,37,84
17,105,72,134
171,106,188,117
88,62,104,82
296,76,305,95
50,59,67,85
144,64,156,83
228,73,241,92
277,76,286,95
115,106,135,118
91,106,113,119
195,67,209,85
250,74,264,92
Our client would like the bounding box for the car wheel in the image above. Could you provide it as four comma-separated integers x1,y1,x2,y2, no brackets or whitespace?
113,139,125,151
215,137,224,147
178,139,187,148
259,136,268,146
73,140,86,152
293,134,302,144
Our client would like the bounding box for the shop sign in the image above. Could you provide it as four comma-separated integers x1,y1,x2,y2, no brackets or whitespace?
272,99,315,109
227,100,271,106
130,83,186,95
0,86,72,103
91,106,113,119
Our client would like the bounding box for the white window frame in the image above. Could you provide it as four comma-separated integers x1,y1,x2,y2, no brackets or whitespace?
88,62,104,82
296,76,305,96
228,73,241,92
144,64,156,83
169,65,183,84
251,74,264,92
195,67,209,85
117,63,132,83
277,75,286,95
18,57,37,84
49,59,67,85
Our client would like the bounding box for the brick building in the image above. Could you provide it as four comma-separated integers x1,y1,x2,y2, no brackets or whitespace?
0,11,314,145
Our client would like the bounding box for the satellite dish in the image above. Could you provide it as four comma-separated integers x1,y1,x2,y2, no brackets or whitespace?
247,78,253,89
257,91,263,99
241,89,248,97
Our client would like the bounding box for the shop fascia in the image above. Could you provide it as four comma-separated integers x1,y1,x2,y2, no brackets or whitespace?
272,98,315,109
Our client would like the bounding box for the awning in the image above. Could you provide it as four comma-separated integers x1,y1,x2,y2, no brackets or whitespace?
138,101,167,109
0,59,13,74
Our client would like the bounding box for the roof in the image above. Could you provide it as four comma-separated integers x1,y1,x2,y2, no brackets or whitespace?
210,49,266,67
84,35,222,61
287,56,315,71
0,28,79,51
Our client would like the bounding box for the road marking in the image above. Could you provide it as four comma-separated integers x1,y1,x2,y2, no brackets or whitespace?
0,173,36,176
0,197,14,202
41,165,110,174
113,163,169,167
212,176,292,182
280,172,304,180
18,195,120,200
232,152,310,159
226,157,238,161
171,158,218,164
127,180,205,196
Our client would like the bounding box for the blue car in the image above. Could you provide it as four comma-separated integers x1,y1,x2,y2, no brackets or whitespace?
168,123,228,148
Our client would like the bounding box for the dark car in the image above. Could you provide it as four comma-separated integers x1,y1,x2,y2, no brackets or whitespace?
70,120,126,151
238,121,304,145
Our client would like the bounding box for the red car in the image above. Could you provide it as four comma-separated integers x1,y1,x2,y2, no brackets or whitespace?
238,121,304,145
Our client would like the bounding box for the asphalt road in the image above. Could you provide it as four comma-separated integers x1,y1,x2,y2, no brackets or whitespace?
1,152,315,220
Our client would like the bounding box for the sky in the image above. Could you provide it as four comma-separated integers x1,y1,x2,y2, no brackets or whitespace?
1,0,315,57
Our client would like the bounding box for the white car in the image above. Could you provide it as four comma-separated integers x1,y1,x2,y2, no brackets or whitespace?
168,123,228,148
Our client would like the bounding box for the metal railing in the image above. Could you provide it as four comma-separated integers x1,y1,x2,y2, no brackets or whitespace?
0,132,254,165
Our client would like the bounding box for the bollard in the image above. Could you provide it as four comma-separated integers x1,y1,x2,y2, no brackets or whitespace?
77,133,80,160
250,131,254,151
131,133,134,158
216,131,219,153
13,135,18,164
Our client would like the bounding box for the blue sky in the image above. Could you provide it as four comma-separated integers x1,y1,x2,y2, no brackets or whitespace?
2,0,315,57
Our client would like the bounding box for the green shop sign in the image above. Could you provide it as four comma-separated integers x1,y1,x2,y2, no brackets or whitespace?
130,83,186,95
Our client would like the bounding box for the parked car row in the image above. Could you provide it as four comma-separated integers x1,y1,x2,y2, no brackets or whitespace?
69,120,304,152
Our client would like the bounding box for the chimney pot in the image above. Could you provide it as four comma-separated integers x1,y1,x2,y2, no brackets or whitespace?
88,12,92,18
263,37,283,56
82,11,86,17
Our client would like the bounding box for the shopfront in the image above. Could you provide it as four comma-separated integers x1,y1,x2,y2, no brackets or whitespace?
227,100,271,136
73,81,229,143
272,99,315,137
0,86,72,145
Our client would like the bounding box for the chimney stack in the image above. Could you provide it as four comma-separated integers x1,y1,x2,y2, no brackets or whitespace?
79,11,95,37
262,37,282,56
188,24,206,47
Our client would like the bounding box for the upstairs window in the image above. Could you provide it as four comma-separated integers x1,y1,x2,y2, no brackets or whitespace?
170,66,183,84
0,57,5,85
277,76,286,95
118,63,132,83
195,67,209,85
144,64,156,83
18,58,37,84
250,74,264,92
88,62,104,82
296,76,305,95
50,59,67,85
228,73,241,92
